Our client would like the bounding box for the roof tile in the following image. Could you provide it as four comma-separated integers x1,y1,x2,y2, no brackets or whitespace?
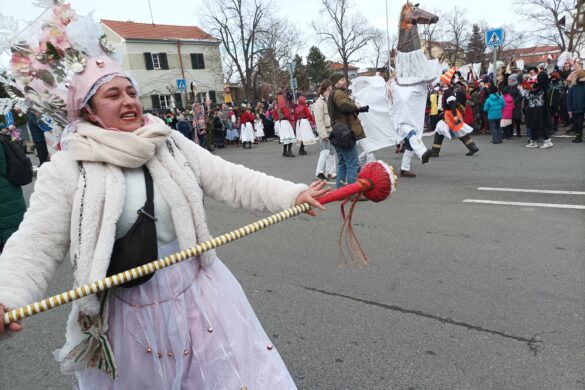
101,19,218,42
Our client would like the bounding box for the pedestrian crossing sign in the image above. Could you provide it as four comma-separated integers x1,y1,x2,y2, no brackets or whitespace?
485,28,504,47
177,79,187,91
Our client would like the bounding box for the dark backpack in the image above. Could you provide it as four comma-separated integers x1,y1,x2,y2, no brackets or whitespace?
0,138,33,186
330,122,356,149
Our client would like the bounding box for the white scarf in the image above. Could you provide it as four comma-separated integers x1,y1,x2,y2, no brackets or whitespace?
67,115,172,167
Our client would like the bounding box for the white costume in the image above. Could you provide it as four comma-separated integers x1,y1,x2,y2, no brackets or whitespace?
254,118,265,138
240,122,255,143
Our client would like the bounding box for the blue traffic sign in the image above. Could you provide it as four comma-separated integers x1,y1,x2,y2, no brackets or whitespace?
485,28,504,47
176,79,187,91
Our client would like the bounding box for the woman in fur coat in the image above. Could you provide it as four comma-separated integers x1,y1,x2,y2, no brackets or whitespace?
0,56,326,390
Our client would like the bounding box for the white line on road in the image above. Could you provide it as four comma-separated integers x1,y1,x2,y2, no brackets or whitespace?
477,187,585,195
463,199,585,209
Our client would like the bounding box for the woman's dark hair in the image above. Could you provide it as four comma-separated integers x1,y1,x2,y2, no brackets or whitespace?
489,85,499,94
319,79,332,96
502,86,511,94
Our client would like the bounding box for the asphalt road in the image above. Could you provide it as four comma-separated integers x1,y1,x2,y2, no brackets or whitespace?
1,130,584,389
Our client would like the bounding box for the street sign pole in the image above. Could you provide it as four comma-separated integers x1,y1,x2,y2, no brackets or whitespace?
493,48,498,87
485,28,504,88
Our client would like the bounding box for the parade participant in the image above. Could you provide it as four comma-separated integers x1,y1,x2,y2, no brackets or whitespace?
328,74,366,188
423,67,479,162
239,105,255,149
0,4,328,388
254,112,265,142
277,93,297,157
294,96,318,155
352,2,439,178
313,80,336,180
225,107,239,144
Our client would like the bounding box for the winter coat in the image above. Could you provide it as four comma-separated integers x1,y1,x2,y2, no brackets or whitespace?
524,88,547,129
548,79,566,110
327,88,365,140
0,139,26,246
501,94,515,120
175,119,193,140
0,130,307,364
483,93,506,120
509,87,523,119
313,95,332,139
567,81,585,114
27,112,46,144
429,93,439,116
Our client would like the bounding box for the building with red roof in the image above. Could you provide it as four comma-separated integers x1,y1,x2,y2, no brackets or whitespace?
328,61,359,78
101,20,224,111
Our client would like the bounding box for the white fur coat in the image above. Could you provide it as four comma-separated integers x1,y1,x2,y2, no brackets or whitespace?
0,131,306,346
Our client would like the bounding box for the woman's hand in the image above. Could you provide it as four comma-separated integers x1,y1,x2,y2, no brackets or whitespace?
0,304,22,335
295,180,330,216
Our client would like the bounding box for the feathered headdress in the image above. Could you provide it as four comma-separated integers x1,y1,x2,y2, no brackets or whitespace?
0,1,121,132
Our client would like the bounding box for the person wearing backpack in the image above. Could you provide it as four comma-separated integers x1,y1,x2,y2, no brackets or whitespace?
0,125,26,253
327,74,366,189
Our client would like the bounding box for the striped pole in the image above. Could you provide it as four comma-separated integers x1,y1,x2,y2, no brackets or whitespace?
3,203,312,325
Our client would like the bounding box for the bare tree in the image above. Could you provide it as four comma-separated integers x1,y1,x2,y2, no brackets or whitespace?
200,0,269,102
366,29,387,69
514,0,582,52
440,6,470,66
312,0,377,80
419,8,443,59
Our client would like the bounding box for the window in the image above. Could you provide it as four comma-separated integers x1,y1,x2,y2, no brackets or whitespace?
143,52,169,70
190,53,205,69
151,53,161,69
208,90,216,104
158,95,172,109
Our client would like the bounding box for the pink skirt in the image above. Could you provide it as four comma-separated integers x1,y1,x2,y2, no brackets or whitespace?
75,242,296,389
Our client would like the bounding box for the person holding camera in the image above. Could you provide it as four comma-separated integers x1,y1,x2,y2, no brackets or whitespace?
327,74,367,189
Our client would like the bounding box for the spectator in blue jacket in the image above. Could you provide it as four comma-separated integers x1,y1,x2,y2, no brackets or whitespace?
567,69,585,143
483,85,506,144
27,111,49,166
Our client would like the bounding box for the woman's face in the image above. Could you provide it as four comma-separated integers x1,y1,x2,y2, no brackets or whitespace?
85,76,143,132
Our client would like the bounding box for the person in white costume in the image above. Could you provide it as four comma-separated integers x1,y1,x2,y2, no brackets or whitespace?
351,2,439,178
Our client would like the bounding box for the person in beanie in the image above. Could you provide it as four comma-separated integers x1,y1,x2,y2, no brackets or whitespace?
507,74,524,137
567,69,585,143
328,74,366,189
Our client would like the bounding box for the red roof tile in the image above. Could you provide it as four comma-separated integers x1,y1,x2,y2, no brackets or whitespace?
328,61,358,71
101,19,219,42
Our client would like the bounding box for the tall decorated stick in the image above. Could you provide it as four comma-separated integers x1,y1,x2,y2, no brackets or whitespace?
3,161,396,326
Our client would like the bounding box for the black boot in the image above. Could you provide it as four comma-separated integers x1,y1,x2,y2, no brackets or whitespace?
421,149,433,164
460,135,479,156
572,134,583,143
299,143,307,155
431,133,444,157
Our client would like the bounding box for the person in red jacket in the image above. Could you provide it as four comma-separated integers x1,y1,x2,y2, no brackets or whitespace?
277,93,297,157
239,106,255,149
294,96,318,155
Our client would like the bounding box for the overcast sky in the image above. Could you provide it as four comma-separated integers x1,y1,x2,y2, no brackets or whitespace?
1,0,528,66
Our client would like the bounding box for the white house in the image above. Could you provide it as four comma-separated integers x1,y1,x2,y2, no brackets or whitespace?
101,19,224,111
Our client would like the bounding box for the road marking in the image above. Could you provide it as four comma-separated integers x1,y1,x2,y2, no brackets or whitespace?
463,199,585,209
551,135,576,138
477,187,585,195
